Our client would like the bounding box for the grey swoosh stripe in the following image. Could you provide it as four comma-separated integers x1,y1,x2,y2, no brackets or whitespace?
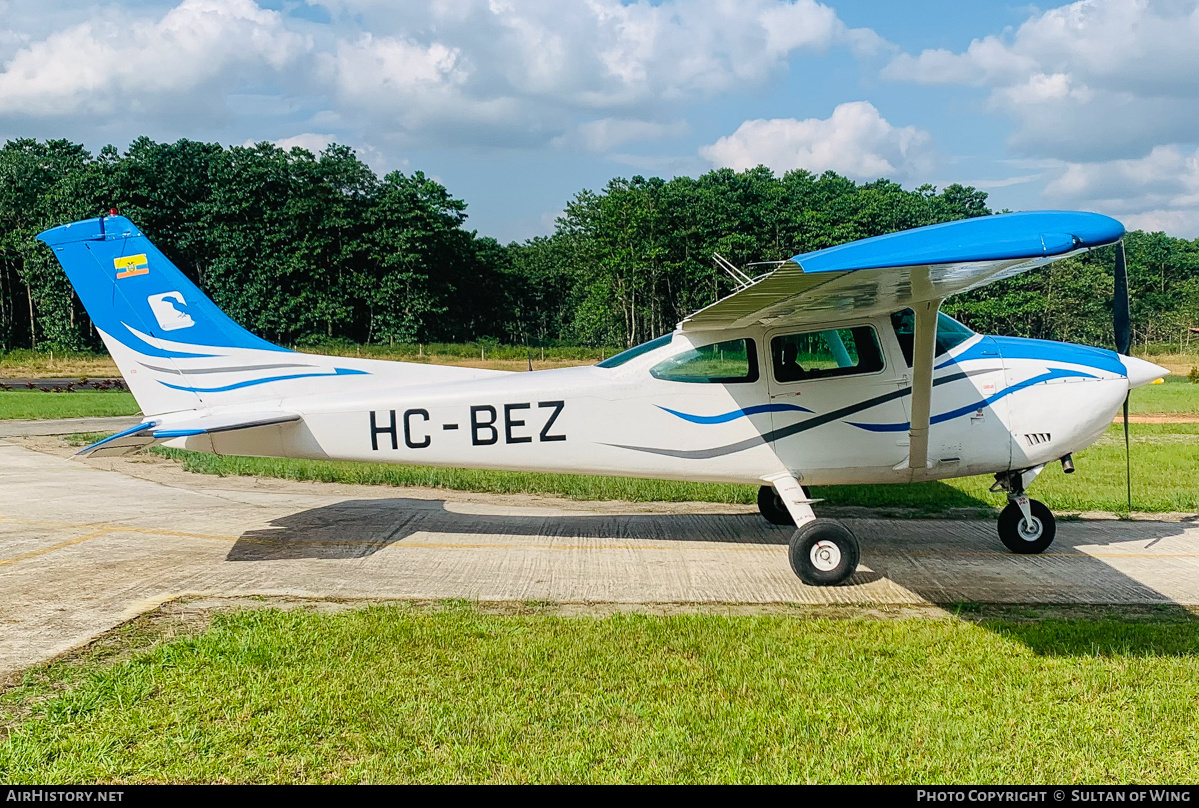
608,371,975,460
139,363,317,375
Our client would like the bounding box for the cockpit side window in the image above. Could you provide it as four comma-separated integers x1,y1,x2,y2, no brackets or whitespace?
650,338,759,383
890,310,976,368
770,326,883,383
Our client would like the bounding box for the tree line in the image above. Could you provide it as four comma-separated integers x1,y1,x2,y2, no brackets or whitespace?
2,137,1197,354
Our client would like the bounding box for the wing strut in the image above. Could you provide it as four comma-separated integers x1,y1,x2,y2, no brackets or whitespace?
908,294,942,471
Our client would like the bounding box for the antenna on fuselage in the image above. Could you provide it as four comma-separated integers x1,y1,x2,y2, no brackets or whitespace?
712,253,754,290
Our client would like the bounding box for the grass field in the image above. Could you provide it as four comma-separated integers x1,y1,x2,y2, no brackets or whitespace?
0,349,120,379
3,603,1199,784
0,390,139,420
1128,379,1199,413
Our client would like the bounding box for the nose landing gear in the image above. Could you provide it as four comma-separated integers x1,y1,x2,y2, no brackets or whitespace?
992,468,1057,554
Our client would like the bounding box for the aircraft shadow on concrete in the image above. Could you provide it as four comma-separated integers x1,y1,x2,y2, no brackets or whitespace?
229,497,1199,656
229,497,790,560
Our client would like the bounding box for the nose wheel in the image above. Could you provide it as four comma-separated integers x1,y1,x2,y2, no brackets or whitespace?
997,497,1056,554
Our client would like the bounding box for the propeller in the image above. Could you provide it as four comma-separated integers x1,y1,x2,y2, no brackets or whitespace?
1114,240,1132,513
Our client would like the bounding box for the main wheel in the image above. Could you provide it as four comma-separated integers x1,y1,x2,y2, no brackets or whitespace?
757,485,795,526
997,498,1056,554
788,519,860,586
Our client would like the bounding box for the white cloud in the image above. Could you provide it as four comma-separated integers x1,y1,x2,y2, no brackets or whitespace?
699,101,933,181
958,173,1042,190
265,133,338,153
0,0,890,153
311,0,885,145
553,118,688,153
240,132,391,172
883,0,1199,162
0,0,309,119
1121,209,1199,236
1042,145,1199,237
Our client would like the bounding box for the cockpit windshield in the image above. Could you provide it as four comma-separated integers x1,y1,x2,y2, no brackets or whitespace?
889,310,976,367
596,333,673,368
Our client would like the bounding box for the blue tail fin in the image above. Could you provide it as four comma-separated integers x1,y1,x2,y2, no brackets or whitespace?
38,215,302,415
38,216,285,357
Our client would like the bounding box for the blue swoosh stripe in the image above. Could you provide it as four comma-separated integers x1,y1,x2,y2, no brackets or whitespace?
937,336,1125,375
159,367,368,393
847,368,1097,432
658,403,813,424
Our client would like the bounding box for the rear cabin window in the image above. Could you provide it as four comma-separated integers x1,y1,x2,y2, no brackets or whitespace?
890,310,976,367
770,326,884,383
650,338,759,383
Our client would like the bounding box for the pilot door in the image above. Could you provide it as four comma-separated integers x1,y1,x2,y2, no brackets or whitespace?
765,320,911,483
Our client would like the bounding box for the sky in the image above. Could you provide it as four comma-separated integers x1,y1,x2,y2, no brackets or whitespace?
1,0,1198,243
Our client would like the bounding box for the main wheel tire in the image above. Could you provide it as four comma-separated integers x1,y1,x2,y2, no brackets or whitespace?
788,519,860,586
757,485,795,526
998,499,1056,554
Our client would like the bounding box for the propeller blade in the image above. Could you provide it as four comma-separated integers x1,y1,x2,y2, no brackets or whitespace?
1123,395,1131,514
1114,240,1131,355
1114,241,1132,513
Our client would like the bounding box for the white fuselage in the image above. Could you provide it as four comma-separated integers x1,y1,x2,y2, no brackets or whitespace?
166,312,1140,488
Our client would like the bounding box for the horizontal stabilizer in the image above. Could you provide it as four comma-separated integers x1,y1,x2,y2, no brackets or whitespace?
76,411,301,458
76,421,163,458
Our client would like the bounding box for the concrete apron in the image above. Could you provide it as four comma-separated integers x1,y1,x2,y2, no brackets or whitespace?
2,438,1199,678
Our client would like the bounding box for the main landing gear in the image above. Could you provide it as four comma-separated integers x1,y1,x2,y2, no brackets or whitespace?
760,464,1063,586
788,519,860,587
758,482,860,587
991,468,1057,554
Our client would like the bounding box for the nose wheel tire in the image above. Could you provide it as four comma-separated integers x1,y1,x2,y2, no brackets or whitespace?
788,519,860,586
997,499,1056,554
757,485,795,526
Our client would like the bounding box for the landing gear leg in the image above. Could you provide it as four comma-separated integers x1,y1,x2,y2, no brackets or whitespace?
756,485,794,525
991,468,1056,554
763,474,860,586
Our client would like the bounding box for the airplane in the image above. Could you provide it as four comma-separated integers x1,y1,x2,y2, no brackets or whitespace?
38,210,1167,586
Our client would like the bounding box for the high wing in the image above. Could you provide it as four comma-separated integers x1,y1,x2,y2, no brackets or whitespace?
680,211,1125,333
680,210,1126,473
